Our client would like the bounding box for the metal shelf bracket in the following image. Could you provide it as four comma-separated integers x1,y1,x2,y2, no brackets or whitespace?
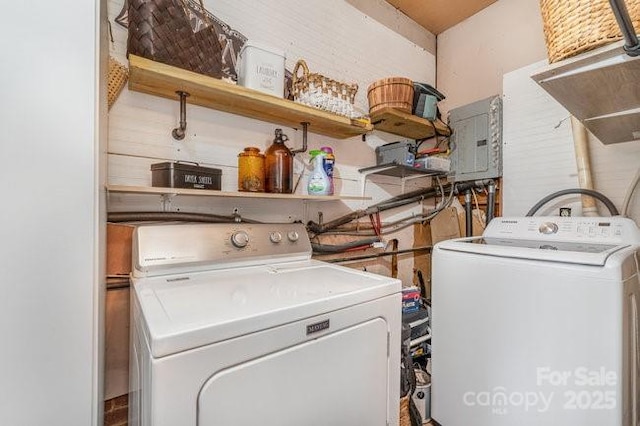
172,91,190,140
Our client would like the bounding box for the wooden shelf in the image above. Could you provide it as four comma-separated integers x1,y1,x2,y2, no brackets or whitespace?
127,55,373,140
358,163,448,179
107,185,371,201
370,107,451,139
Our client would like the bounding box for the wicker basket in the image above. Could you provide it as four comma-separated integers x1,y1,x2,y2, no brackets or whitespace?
399,395,411,426
128,0,224,78
108,57,129,110
367,77,414,115
291,59,359,118
540,0,640,63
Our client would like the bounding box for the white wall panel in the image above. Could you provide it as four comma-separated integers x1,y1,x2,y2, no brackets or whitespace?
0,0,104,424
503,61,640,223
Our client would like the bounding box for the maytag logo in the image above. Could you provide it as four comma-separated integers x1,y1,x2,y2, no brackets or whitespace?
306,319,330,335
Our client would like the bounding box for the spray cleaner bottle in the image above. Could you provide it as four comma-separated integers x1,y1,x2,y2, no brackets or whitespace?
307,151,331,196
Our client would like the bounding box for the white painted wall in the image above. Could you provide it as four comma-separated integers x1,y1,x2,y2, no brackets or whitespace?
437,0,548,115
0,1,105,425
439,0,640,224
107,0,437,286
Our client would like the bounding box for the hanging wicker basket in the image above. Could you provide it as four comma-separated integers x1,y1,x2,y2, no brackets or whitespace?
540,0,640,63
107,57,129,110
399,395,411,426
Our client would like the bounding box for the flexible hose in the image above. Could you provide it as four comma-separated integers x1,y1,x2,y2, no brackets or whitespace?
621,166,640,217
311,237,381,254
307,185,447,234
525,189,619,217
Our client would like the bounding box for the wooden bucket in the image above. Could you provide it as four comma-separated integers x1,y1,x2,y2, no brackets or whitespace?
367,77,414,115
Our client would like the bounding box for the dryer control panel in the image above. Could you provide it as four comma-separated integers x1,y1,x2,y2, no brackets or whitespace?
132,223,312,277
484,217,640,245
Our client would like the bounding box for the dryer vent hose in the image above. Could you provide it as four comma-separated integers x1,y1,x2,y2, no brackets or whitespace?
525,189,619,217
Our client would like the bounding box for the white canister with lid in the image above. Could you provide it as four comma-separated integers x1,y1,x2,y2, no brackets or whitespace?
237,41,286,98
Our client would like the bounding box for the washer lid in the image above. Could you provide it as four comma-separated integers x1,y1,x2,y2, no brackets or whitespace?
133,259,401,358
435,236,630,266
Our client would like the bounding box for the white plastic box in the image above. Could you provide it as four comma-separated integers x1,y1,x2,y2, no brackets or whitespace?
237,41,286,97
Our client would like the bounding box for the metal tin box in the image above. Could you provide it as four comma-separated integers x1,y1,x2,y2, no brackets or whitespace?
151,162,222,190
375,141,416,166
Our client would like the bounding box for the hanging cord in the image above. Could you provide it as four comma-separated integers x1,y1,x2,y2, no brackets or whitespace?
471,188,486,229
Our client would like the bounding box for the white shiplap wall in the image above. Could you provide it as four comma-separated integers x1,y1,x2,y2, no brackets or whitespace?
503,61,640,223
107,0,436,285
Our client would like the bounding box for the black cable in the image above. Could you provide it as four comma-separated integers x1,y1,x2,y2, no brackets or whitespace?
525,189,619,217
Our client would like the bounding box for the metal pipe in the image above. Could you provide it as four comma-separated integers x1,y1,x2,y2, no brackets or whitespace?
464,190,473,237
290,122,309,155
571,117,599,216
608,0,640,56
172,91,190,140
486,180,496,225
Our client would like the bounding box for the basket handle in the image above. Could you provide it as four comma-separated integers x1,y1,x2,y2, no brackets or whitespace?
292,59,310,89
178,0,213,29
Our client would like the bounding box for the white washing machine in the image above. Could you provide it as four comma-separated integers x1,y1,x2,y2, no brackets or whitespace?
431,216,640,426
128,222,401,426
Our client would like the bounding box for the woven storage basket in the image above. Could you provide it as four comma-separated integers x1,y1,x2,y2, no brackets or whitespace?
540,0,640,63
108,57,129,109
367,77,414,115
291,59,359,118
128,0,224,78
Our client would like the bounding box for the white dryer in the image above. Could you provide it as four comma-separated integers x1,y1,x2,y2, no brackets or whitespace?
431,216,640,426
128,222,401,426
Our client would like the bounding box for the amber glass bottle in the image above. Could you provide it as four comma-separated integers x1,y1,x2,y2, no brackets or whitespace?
264,129,293,193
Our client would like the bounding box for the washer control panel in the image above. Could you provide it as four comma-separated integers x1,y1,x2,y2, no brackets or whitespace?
484,217,640,245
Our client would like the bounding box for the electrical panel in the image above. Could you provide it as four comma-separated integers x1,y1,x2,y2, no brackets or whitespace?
449,96,502,181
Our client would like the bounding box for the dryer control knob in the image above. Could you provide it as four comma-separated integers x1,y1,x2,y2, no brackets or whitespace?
539,222,559,235
287,231,299,242
269,232,282,243
230,231,250,248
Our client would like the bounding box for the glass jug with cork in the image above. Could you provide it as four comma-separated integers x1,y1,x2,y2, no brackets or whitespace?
264,129,293,193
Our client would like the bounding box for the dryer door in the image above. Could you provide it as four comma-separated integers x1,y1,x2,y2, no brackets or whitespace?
197,318,390,426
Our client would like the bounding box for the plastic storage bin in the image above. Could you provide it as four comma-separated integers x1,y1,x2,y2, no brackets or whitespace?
237,41,286,97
